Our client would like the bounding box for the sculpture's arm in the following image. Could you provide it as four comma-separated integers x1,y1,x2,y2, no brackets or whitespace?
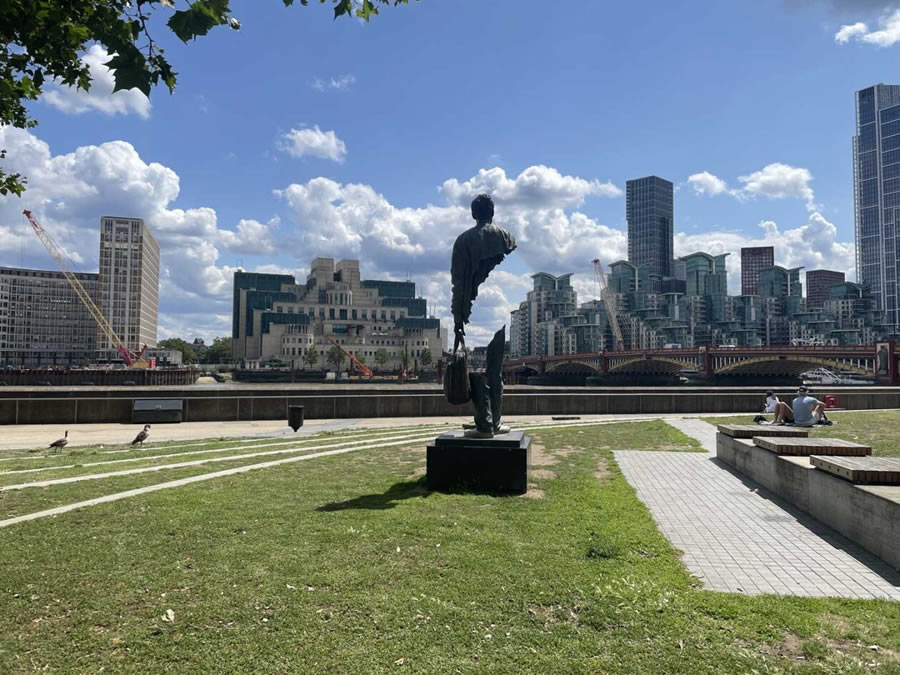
450,237,469,339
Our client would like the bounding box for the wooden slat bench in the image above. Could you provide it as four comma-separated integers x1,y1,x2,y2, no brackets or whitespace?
717,424,808,439
810,456,900,484
753,437,871,456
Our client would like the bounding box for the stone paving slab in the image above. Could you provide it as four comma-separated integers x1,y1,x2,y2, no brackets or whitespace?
612,418,900,599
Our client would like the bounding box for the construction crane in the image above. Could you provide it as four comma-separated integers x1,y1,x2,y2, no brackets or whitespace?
323,334,373,377
23,210,149,368
592,258,625,351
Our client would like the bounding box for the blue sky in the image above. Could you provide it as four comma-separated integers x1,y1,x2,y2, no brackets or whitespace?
2,0,899,344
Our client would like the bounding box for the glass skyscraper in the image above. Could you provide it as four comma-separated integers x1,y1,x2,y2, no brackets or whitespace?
853,83,900,329
626,176,674,286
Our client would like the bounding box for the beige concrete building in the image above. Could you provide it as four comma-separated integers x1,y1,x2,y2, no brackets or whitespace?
233,258,443,371
0,266,100,366
98,217,160,357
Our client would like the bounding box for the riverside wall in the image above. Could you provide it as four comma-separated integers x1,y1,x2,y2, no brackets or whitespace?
2,384,899,425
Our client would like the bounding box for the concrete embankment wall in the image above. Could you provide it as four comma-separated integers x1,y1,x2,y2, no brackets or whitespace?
2,385,899,425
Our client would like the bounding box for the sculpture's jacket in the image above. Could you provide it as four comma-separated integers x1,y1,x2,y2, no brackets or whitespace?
450,223,517,327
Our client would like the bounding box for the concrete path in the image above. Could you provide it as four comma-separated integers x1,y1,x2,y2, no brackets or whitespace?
613,419,900,599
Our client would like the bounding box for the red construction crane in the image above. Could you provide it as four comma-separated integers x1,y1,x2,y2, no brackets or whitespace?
23,210,149,368
323,334,373,377
592,258,625,351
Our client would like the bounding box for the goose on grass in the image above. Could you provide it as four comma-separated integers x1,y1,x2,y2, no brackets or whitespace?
49,430,68,452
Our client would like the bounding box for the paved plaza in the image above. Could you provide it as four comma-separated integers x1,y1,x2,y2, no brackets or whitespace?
614,418,900,599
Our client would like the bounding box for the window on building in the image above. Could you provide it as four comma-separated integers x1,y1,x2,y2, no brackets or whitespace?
329,308,335,320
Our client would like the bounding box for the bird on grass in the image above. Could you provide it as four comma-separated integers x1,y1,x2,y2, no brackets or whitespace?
131,424,151,448
49,430,68,452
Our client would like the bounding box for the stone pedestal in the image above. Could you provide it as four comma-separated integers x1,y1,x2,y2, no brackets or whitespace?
426,430,531,494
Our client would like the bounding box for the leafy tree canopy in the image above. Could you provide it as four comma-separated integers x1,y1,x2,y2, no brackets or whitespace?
202,336,232,364
0,0,415,195
157,337,196,362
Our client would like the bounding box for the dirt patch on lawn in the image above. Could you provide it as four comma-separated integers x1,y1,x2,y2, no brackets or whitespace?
531,469,556,479
768,632,899,666
523,485,545,499
553,446,581,458
530,443,557,467
595,457,611,483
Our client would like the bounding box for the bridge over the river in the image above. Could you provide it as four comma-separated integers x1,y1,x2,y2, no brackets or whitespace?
504,343,898,383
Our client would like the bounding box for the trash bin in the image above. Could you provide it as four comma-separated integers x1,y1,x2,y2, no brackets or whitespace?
824,394,839,409
288,405,304,432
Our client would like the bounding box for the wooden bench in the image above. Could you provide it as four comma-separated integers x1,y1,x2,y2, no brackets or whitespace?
717,424,808,439
753,437,871,456
810,456,900,484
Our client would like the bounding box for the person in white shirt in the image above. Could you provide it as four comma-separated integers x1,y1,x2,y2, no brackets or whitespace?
762,390,779,414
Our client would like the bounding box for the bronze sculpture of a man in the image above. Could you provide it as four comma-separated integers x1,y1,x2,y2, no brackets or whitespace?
450,193,517,438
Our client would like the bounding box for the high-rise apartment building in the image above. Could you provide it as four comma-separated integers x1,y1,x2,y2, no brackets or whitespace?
740,246,774,296
509,273,578,357
853,83,900,329
98,217,160,355
806,269,846,308
682,252,728,297
0,267,100,366
626,176,674,285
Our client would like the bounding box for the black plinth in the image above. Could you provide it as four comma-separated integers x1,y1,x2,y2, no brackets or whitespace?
426,430,531,494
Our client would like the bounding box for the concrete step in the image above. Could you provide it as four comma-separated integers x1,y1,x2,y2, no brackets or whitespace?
717,424,808,439
754,436,871,456
811,456,900,485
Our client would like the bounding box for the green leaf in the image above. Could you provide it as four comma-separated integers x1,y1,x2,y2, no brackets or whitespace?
106,51,152,96
356,0,380,20
332,0,353,19
167,1,231,43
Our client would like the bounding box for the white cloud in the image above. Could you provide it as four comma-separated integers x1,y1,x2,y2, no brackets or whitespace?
279,125,347,162
834,9,900,47
219,218,278,256
834,21,869,43
690,163,817,211
738,163,816,210
441,165,622,209
41,45,151,118
312,75,356,91
687,171,730,196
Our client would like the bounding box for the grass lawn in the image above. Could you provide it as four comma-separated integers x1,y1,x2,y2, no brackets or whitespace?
706,410,900,457
0,421,897,673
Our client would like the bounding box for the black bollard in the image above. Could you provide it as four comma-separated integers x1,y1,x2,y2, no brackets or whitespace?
288,405,304,432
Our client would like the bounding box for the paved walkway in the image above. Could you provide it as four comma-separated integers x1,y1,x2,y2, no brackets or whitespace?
613,418,900,599
0,413,740,453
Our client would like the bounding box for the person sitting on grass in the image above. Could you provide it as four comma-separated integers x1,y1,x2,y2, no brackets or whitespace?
754,390,781,423
772,386,826,427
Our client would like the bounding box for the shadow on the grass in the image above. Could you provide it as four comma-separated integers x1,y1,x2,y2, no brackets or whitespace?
317,477,525,511
317,478,432,511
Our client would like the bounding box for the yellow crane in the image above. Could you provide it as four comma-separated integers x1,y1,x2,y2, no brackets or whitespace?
592,258,625,351
23,210,149,368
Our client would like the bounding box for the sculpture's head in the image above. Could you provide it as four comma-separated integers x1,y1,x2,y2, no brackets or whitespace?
471,193,494,224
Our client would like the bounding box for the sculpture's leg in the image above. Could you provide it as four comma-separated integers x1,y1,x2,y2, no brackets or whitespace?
486,326,508,434
468,372,493,435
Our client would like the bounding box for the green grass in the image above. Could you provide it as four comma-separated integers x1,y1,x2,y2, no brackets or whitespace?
706,410,900,457
0,421,896,673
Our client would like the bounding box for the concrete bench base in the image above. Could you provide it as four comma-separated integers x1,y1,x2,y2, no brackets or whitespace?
717,433,900,570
